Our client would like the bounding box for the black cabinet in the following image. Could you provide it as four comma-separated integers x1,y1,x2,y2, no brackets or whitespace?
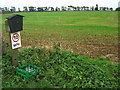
6,14,24,33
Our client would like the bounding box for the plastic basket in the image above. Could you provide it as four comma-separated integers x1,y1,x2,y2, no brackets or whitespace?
16,64,40,82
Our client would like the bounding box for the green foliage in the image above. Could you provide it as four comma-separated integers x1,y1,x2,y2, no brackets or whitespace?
53,42,61,52
2,47,119,88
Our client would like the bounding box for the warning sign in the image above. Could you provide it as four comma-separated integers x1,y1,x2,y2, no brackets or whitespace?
11,31,21,49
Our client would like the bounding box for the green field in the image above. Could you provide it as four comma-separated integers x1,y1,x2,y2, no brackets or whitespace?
2,11,118,61
2,11,119,88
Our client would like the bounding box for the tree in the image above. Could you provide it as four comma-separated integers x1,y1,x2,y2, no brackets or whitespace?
77,6,80,11
86,7,89,11
84,6,89,11
44,7,48,11
61,6,66,11
73,7,77,11
103,7,107,11
55,7,59,11
10,9,13,12
23,6,28,12
95,4,98,11
4,7,8,11
80,6,84,11
13,7,16,12
106,7,109,11
82,6,86,11
0,7,4,12
51,7,54,11
115,7,120,11
18,8,21,12
10,6,16,12
110,8,113,11
29,6,35,12
37,7,43,12
90,6,94,11
46,7,50,11
84,6,87,11
58,8,60,11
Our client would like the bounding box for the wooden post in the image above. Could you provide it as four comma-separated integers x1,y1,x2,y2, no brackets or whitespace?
5,20,18,67
11,49,18,67
5,20,10,32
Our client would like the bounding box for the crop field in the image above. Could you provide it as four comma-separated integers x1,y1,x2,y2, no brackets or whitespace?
1,11,119,88
2,11,118,61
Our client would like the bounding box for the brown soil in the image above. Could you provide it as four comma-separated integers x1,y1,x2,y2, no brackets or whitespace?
2,36,119,63
21,40,119,63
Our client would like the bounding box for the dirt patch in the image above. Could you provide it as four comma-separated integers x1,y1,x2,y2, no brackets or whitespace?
102,54,118,62
2,34,118,63
20,39,119,62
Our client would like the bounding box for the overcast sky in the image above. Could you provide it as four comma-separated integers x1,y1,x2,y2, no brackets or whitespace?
0,0,119,10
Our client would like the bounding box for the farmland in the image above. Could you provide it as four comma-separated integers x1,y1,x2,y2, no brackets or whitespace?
2,11,118,61
2,11,119,88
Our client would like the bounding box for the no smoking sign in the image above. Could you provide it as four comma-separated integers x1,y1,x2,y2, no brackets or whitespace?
11,31,21,49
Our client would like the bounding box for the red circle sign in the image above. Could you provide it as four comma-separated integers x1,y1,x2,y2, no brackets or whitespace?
12,33,20,42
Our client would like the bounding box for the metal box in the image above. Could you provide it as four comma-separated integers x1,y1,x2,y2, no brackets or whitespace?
6,14,24,33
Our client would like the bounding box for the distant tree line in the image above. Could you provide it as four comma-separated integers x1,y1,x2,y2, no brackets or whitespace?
0,4,119,13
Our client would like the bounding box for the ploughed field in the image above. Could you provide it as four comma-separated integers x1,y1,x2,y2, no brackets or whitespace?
2,11,118,62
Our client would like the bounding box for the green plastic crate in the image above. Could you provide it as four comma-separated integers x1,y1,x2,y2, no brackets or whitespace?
16,64,40,82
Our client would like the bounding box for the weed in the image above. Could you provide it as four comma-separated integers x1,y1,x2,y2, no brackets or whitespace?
2,47,119,88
